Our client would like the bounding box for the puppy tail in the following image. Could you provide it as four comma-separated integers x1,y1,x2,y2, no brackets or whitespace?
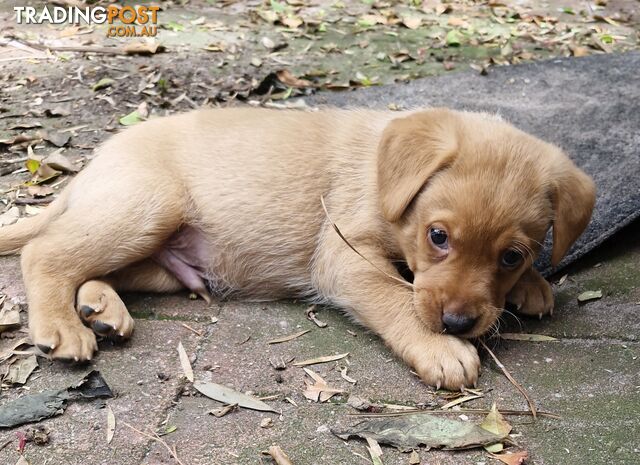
0,190,69,255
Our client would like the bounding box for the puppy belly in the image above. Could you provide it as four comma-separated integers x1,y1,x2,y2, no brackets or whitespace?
152,226,210,298
151,225,314,300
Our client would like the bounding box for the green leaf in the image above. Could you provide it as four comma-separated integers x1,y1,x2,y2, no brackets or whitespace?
26,158,40,174
358,17,376,28
485,442,504,453
270,0,286,13
600,34,614,44
165,21,184,32
119,111,143,126
157,424,177,436
446,29,462,46
92,78,114,91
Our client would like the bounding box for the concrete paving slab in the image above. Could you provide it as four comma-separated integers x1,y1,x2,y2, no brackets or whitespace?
0,319,206,465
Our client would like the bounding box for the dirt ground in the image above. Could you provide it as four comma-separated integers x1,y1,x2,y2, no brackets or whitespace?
0,1,639,465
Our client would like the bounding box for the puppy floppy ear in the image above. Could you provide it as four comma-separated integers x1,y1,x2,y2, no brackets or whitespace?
550,156,596,266
377,109,458,222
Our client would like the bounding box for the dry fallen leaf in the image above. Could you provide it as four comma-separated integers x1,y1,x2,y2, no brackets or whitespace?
339,366,357,384
267,329,310,344
209,403,237,418
333,413,506,450
124,41,164,55
401,16,422,30
194,381,278,412
366,437,384,465
480,403,512,437
490,450,529,465
276,70,313,88
265,445,293,465
106,405,116,444
408,450,420,464
0,303,21,332
306,306,327,328
5,355,38,385
293,352,349,367
0,207,20,227
441,394,482,410
27,185,54,198
302,367,344,402
577,290,602,303
43,150,78,173
177,341,194,382
500,333,557,342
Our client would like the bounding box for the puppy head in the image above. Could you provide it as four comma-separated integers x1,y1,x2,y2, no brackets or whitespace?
378,109,595,337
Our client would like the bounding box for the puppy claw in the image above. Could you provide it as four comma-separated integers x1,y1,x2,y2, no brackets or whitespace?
80,305,95,319
92,321,115,335
436,381,441,391
37,344,54,355
538,313,543,320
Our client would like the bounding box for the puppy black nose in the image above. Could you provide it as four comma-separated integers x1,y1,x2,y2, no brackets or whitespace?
442,312,477,335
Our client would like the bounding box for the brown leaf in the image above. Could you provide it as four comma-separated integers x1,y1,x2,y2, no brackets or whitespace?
276,70,313,88
27,185,54,198
401,16,422,30
265,445,293,465
209,403,237,417
569,45,589,57
302,367,344,402
293,352,348,367
490,450,529,465
123,41,164,55
267,329,310,344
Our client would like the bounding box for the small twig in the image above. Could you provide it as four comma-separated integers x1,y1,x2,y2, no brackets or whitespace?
121,421,186,465
180,322,203,336
0,439,12,452
479,339,537,419
349,408,559,419
263,445,294,465
14,197,54,206
13,39,128,56
320,195,414,289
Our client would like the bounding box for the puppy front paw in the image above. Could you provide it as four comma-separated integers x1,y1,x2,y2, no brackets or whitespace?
30,314,97,362
506,267,554,319
406,335,480,390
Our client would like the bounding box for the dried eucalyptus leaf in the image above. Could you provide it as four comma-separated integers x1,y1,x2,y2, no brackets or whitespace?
333,414,505,451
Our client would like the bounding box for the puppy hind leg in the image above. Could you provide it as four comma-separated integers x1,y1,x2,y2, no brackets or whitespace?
23,191,185,361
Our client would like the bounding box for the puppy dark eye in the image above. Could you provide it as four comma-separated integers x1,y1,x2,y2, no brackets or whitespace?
429,228,448,249
502,249,523,268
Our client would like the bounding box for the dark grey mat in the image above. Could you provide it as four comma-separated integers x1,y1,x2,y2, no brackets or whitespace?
310,52,640,275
